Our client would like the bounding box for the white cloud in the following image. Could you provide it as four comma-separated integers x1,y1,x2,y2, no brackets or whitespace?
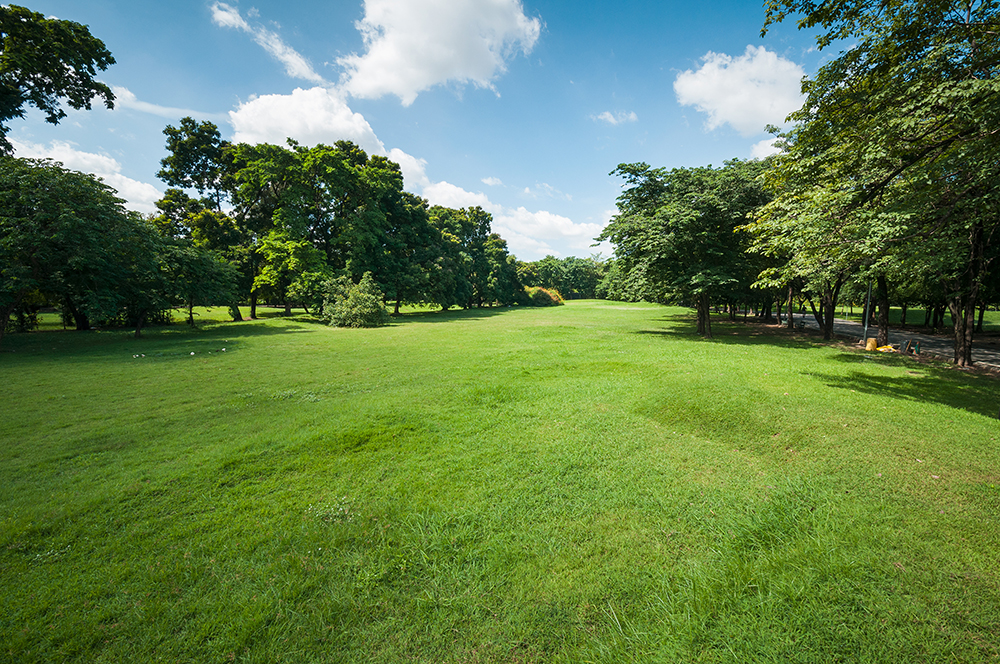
674,45,805,136
416,178,605,259
523,182,570,200
338,0,541,105
229,87,386,155
211,2,326,84
750,137,782,160
12,139,162,214
482,176,503,186
388,148,431,188
593,110,637,125
422,180,493,210
111,86,226,121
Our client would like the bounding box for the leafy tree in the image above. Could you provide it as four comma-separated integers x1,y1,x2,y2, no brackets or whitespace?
0,5,115,154
599,159,770,337
161,241,239,326
0,157,153,344
761,0,1000,365
253,229,327,315
157,118,230,208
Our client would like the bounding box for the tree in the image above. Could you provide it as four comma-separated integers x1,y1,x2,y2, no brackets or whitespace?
0,157,152,344
599,159,770,337
157,118,230,209
761,0,1000,365
0,5,115,154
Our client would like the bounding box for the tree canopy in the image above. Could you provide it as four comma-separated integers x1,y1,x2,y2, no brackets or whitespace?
0,5,115,154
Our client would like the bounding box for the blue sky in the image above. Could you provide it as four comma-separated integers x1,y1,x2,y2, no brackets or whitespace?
12,0,830,260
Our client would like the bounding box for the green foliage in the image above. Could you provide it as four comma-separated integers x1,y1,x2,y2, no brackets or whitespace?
526,286,564,306
0,5,115,154
321,272,391,328
758,0,1000,364
0,156,163,341
600,159,771,336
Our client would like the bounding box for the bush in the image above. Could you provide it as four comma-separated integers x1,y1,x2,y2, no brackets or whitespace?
321,272,391,328
526,286,564,307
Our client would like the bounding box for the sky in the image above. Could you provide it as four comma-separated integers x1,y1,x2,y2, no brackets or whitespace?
11,0,833,261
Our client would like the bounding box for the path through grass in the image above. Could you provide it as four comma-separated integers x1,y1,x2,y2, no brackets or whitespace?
2,301,999,662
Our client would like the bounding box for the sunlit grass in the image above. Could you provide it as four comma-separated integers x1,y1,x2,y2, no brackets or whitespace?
2,301,999,662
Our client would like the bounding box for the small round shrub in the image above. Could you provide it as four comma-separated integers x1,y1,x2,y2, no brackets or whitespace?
526,286,564,307
321,272,391,328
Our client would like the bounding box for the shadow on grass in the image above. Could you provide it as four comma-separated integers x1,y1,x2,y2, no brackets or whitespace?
391,306,520,324
638,311,1000,419
805,358,1000,420
636,312,832,352
0,317,313,360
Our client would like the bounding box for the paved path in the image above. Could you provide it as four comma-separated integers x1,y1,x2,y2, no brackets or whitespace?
787,312,1000,370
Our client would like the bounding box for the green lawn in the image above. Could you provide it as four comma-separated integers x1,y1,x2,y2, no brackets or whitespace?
2,301,999,662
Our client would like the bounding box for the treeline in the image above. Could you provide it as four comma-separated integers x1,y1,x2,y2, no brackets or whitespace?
599,0,1000,366
1,116,617,346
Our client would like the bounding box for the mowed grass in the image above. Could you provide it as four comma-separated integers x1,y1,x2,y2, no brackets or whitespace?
2,301,999,663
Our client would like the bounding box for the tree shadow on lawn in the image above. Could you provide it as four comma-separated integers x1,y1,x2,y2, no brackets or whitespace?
637,312,1000,419
390,305,520,324
636,312,831,352
0,317,312,360
806,353,1000,420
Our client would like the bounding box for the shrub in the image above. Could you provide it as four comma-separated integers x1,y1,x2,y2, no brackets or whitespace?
526,286,564,307
321,272,391,328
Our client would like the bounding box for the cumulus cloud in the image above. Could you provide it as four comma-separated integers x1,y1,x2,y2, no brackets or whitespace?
482,176,503,186
674,45,805,136
12,138,162,214
415,179,604,259
750,137,782,160
112,86,226,121
593,110,637,125
229,87,386,154
338,0,541,105
211,2,326,84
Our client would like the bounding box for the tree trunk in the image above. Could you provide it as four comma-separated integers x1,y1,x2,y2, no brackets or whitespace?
284,300,292,316
900,303,908,327
787,285,794,329
393,298,401,316
949,296,976,366
976,302,986,333
876,275,889,347
188,300,195,326
65,297,90,331
695,292,712,338
924,306,932,328
823,291,837,342
808,298,823,330
134,311,146,338
250,293,258,319
229,303,243,322
762,299,774,323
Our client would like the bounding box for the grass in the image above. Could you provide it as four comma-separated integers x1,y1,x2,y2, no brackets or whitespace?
2,301,999,662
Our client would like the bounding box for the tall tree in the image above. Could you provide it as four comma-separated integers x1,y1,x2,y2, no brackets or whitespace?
0,157,157,344
599,159,770,337
157,118,230,209
0,5,115,154
761,0,1000,365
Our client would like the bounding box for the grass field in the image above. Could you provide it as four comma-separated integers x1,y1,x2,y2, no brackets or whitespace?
3,301,999,662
